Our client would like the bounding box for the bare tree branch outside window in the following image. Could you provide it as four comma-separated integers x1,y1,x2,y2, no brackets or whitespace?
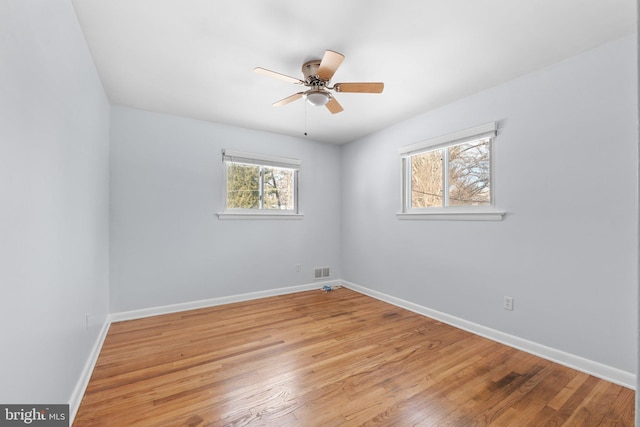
448,140,490,206
410,138,490,208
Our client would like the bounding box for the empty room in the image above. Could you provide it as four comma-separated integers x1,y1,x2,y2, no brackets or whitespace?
1,0,638,426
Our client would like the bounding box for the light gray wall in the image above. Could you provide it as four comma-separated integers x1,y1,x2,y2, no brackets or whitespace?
110,106,342,312
341,35,638,373
0,0,110,403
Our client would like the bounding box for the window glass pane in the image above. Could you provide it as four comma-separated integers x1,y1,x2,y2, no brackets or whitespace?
448,138,490,206
226,163,260,209
411,149,443,208
263,167,295,210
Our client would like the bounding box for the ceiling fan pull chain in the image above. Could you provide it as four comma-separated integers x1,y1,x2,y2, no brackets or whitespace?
304,100,308,136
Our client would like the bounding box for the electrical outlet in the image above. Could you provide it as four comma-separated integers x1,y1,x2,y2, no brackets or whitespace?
503,296,514,311
85,313,90,329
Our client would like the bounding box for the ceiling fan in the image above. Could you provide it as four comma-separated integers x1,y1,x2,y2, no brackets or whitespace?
254,50,384,114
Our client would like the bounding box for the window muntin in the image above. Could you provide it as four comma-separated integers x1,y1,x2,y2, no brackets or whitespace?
223,150,299,214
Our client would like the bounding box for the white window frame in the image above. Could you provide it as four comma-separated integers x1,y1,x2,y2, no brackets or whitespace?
397,123,505,221
217,149,303,220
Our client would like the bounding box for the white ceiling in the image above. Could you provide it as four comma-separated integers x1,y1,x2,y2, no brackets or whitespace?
71,0,635,144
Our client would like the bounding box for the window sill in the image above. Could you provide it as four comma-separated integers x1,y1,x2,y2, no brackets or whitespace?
396,209,505,221
217,212,304,220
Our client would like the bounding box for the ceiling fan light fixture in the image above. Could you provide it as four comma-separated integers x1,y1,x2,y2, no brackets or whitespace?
304,90,331,106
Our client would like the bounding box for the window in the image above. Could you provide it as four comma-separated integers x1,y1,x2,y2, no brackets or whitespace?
218,149,301,219
399,123,504,220
410,138,491,208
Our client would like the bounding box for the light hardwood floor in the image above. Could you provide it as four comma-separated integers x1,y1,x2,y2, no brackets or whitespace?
74,288,634,426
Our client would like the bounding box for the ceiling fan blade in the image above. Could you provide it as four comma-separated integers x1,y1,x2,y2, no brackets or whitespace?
334,82,384,93
254,67,304,85
273,92,304,107
325,97,344,114
317,50,345,81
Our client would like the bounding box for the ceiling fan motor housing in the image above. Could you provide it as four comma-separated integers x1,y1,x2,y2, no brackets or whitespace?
302,60,329,89
302,60,323,81
302,60,330,106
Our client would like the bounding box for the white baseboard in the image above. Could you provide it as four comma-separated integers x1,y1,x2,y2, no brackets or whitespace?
110,280,340,323
68,317,111,425
341,281,636,390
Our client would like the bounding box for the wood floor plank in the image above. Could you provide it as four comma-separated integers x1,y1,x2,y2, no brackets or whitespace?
598,387,635,426
73,289,634,426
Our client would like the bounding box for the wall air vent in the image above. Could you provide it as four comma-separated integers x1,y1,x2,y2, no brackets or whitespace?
314,267,330,279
